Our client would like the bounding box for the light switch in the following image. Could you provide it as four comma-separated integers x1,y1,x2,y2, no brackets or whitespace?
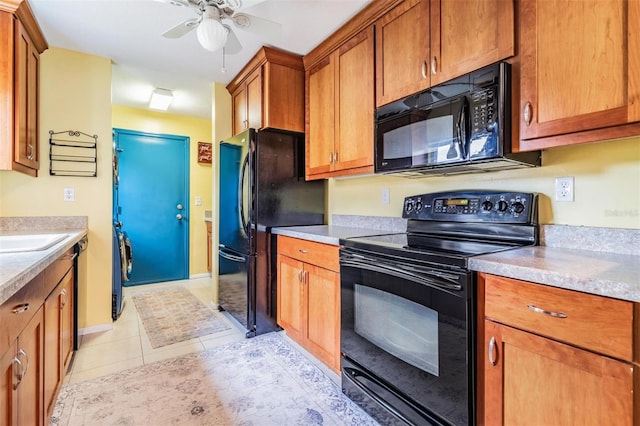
63,187,75,202
195,196,202,206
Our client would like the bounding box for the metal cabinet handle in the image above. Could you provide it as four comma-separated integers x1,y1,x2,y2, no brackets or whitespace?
431,56,438,75
304,270,308,286
488,336,497,366
61,288,68,309
523,101,533,126
421,61,428,79
17,349,29,378
12,357,23,390
298,249,308,254
11,303,29,314
527,304,567,318
334,152,338,163
27,143,34,160
297,270,303,283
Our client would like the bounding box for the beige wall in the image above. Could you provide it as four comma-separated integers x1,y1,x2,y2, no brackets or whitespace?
329,136,640,229
111,105,213,276
0,47,113,329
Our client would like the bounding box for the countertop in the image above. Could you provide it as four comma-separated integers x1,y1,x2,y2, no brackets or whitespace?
469,246,640,303
272,225,390,246
273,224,640,304
0,229,87,306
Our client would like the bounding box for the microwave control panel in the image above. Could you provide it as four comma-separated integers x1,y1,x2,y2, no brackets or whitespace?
403,191,538,224
470,86,498,134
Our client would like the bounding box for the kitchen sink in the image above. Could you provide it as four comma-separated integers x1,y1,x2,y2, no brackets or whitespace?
0,233,69,253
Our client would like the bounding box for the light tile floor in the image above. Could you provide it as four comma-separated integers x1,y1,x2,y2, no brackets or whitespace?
66,277,247,385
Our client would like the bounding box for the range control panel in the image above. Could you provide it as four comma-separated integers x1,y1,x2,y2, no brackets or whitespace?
403,190,538,224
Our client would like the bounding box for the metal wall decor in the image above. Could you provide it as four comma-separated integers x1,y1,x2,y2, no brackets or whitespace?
49,130,98,177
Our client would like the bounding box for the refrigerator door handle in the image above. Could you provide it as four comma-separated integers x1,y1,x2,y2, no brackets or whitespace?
218,245,247,263
239,152,250,237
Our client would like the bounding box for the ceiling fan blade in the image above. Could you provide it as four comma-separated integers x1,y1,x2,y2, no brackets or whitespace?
162,18,201,39
223,26,242,55
231,12,281,39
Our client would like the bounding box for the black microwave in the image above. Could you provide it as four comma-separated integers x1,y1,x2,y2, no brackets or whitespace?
375,62,540,176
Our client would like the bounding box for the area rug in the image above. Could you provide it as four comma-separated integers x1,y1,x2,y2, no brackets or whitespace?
132,286,231,348
50,332,378,426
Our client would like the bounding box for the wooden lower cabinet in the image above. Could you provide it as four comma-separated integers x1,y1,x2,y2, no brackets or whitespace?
277,236,340,373
44,268,74,419
480,273,637,425
1,306,45,426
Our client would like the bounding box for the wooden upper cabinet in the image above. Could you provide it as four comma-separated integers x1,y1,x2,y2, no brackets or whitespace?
227,47,304,136
375,0,515,107
430,0,514,86
375,0,430,107
305,26,375,180
518,0,640,150
0,3,48,177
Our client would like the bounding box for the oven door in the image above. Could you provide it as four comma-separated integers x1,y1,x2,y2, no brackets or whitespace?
375,96,468,173
340,247,474,426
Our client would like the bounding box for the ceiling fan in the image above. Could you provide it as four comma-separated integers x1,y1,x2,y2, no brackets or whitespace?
159,0,281,53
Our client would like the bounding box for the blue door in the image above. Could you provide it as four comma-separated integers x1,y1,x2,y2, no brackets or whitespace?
113,128,190,286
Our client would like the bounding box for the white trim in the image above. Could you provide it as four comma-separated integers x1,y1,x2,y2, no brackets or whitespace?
189,273,212,279
78,323,113,336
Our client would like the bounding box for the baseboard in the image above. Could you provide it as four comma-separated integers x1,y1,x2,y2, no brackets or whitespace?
189,273,212,279
78,323,113,336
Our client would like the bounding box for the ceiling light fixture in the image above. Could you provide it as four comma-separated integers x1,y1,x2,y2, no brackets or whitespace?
197,7,228,52
149,88,173,110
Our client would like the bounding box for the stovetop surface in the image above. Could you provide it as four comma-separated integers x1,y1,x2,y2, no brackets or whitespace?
341,232,528,269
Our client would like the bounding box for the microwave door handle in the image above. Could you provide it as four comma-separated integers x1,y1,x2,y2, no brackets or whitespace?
456,100,467,158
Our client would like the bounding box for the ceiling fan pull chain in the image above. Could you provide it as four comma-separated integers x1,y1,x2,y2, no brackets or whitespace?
221,47,227,73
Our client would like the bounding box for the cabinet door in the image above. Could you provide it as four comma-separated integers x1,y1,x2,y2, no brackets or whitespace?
277,255,306,343
17,307,44,426
375,0,430,107
14,19,39,171
43,282,62,420
306,57,335,178
334,26,374,174
60,270,74,374
484,320,634,426
0,341,18,426
430,0,514,85
305,264,340,373
232,86,247,136
518,0,640,150
246,68,262,130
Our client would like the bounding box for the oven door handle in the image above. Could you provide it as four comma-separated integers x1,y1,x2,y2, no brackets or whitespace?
340,258,462,292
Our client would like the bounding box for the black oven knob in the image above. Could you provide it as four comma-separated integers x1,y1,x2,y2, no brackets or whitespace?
497,200,509,212
511,202,525,214
481,200,493,211
415,200,423,212
405,200,414,213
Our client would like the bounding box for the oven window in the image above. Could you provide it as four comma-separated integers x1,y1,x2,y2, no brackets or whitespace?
354,284,439,376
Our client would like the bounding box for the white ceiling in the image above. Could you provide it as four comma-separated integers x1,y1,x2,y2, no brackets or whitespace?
29,0,371,119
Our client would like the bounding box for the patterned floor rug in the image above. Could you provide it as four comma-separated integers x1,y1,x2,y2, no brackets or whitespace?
132,286,231,348
50,332,378,426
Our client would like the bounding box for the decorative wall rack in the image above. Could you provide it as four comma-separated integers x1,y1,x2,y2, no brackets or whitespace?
49,130,98,177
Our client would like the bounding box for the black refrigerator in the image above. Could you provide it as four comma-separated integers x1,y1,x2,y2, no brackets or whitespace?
218,128,325,337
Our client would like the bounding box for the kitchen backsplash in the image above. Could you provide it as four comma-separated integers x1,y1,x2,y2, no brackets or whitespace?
541,225,640,255
331,214,406,232
0,216,88,232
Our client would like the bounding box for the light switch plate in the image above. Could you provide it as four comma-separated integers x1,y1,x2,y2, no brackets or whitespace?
63,187,75,202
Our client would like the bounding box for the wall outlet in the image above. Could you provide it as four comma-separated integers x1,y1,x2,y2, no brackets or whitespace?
63,187,75,202
555,176,574,202
381,188,390,204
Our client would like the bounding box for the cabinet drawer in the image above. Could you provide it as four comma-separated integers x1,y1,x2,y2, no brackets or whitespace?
44,247,74,296
484,274,633,361
278,235,339,272
0,271,46,349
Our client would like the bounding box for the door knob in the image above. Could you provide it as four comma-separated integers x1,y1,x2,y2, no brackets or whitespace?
177,204,183,210
176,214,183,220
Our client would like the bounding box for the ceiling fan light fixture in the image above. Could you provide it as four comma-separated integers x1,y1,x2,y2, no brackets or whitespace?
196,18,228,51
149,88,173,110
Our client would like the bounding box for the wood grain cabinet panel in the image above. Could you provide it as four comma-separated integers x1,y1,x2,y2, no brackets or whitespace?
227,47,304,136
375,0,514,107
276,236,341,373
479,273,637,425
305,26,374,180
517,0,640,150
0,3,47,177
